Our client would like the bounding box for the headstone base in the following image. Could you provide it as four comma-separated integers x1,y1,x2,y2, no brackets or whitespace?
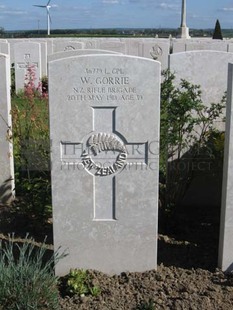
177,26,190,39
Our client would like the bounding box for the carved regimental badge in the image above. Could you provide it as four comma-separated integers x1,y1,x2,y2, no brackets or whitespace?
150,44,163,60
81,132,127,177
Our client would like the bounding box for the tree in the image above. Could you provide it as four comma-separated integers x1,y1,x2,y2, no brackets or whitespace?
212,19,223,40
0,27,5,37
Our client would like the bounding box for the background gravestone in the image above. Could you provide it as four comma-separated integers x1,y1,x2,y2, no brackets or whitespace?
0,54,14,205
169,51,233,108
49,55,160,275
169,50,233,208
35,41,47,77
219,63,233,272
171,39,186,53
142,40,170,70
52,40,84,53
8,39,27,66
185,40,228,52
97,39,127,54
14,42,42,92
48,49,121,62
83,39,97,49
0,42,9,55
125,39,144,56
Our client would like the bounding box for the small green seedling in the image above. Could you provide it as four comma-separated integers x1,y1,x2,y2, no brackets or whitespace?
66,268,101,297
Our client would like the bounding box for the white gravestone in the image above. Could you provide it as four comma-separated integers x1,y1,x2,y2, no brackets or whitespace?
48,49,121,62
172,39,186,53
30,41,47,77
37,41,47,77
14,42,42,92
219,63,233,272
84,39,97,49
49,55,160,275
52,40,84,53
8,39,26,65
0,54,14,205
169,51,233,107
126,39,144,56
97,40,126,54
186,40,228,52
0,42,9,55
142,40,170,70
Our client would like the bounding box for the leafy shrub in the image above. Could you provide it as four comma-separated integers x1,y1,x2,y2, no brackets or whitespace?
11,65,51,222
0,235,65,310
160,70,226,207
66,269,101,297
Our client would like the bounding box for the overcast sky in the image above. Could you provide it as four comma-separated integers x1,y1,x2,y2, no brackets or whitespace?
0,0,233,31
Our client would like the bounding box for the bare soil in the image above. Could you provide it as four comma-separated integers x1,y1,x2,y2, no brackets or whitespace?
1,201,233,310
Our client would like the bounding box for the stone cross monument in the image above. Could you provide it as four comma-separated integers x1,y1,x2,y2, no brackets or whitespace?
178,0,190,39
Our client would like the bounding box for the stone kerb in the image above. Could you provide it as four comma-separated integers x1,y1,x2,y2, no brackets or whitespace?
219,63,233,272
49,54,160,275
48,49,121,62
0,53,14,205
14,42,42,92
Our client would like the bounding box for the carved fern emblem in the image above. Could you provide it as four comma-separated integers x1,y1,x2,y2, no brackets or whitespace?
87,132,126,155
82,132,127,177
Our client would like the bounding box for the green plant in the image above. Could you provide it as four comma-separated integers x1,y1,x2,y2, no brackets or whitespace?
89,285,101,297
11,65,51,222
137,299,155,310
66,269,101,297
160,70,226,207
0,235,66,310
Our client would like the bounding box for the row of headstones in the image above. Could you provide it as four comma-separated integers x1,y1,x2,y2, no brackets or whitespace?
9,39,233,112
0,49,233,274
2,37,233,93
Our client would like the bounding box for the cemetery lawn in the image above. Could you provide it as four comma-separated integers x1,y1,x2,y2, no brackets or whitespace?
0,202,233,309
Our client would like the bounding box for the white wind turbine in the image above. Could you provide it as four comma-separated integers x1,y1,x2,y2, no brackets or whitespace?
33,0,53,36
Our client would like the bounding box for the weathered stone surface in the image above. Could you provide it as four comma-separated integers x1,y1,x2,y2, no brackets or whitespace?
49,55,160,275
219,63,233,272
0,53,14,205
